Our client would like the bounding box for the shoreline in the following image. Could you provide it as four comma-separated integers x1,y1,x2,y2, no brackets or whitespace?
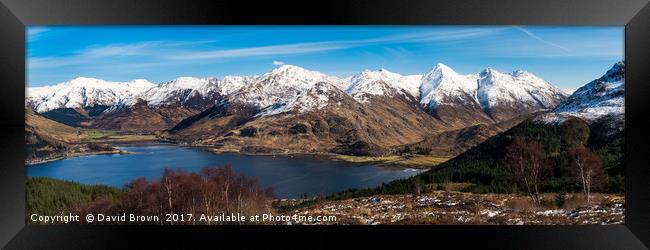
26,139,444,170
26,138,164,166
190,144,449,169
203,147,440,169
26,149,132,166
157,138,435,168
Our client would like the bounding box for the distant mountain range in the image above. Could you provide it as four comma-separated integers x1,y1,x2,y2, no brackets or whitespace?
338,61,626,197
26,63,568,126
25,62,624,156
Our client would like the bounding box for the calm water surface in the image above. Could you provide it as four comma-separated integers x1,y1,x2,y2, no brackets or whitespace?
27,144,425,198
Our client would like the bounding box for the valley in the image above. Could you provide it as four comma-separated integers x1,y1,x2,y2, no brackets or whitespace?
26,63,571,160
25,61,626,225
25,61,625,176
25,108,158,164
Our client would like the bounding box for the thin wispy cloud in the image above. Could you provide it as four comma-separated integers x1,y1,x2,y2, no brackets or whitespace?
514,26,571,52
27,27,50,42
272,60,285,66
29,40,219,69
489,50,622,59
167,28,504,61
81,40,219,57
30,29,502,68
387,27,507,43
81,43,161,57
170,41,351,60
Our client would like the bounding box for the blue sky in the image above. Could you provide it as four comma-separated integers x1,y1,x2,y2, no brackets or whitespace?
27,26,623,90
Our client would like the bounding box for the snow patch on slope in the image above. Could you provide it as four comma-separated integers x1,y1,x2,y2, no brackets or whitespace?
256,82,341,116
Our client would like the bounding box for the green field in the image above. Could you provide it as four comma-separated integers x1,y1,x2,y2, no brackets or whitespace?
334,154,450,168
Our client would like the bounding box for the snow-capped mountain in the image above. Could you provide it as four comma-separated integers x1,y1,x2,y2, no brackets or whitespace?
219,75,257,95
27,63,570,131
256,82,347,117
124,77,219,107
477,67,567,119
346,69,422,102
136,75,255,107
88,76,254,131
27,77,155,113
229,65,348,116
553,61,624,121
420,63,480,109
418,63,567,123
232,65,421,117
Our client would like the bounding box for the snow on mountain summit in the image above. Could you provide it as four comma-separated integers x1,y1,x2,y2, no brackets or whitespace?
263,65,348,91
477,67,567,111
416,63,567,123
230,65,348,113
126,76,219,106
27,63,570,122
346,69,422,102
553,61,624,121
419,63,480,109
27,77,156,113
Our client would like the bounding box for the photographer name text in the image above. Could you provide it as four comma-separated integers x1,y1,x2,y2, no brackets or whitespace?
29,213,336,224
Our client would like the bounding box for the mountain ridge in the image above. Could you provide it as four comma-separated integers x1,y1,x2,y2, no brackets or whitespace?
27,63,567,120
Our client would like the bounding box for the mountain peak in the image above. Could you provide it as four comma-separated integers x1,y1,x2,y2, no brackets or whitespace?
420,63,480,110
477,65,567,117
63,77,155,89
611,60,624,71
553,61,624,121
480,67,500,76
511,69,530,76
433,62,450,69
156,77,214,91
272,64,309,74
27,77,155,113
128,79,153,83
421,63,459,86
377,68,396,74
264,64,333,84
358,68,402,79
65,77,109,86
347,68,420,101
71,76,102,82
602,61,625,82
430,63,456,75
174,76,202,81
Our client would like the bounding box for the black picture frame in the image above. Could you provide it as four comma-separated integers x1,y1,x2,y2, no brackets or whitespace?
1,0,649,249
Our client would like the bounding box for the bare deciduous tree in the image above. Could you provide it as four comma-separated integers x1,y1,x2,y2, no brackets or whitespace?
72,165,275,225
505,137,550,204
568,146,607,203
